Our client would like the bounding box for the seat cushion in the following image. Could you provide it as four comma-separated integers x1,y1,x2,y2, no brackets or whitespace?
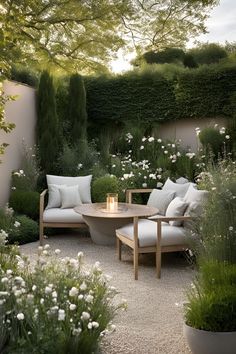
43,208,84,223
46,175,92,203
116,219,187,247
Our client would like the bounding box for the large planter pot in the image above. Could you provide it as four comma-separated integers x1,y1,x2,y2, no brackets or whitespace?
184,323,236,354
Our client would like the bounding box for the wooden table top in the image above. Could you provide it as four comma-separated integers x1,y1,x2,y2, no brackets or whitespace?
74,203,158,219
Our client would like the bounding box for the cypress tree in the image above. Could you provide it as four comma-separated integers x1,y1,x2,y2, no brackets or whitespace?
68,74,88,155
37,71,59,173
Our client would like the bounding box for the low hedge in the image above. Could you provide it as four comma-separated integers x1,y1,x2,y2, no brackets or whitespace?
9,190,40,221
8,215,39,245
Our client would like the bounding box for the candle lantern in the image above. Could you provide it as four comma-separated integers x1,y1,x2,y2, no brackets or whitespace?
106,193,118,212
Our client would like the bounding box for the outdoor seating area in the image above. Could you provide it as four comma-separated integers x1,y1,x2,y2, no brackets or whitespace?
1,1,236,353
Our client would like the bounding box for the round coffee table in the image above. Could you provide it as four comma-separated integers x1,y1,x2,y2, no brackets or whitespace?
74,203,158,246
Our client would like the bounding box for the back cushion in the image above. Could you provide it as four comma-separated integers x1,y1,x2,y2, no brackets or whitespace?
184,184,208,204
165,197,188,226
147,189,175,215
162,178,191,198
46,175,92,203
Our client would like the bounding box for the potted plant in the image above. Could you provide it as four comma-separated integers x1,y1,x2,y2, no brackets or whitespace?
184,160,236,354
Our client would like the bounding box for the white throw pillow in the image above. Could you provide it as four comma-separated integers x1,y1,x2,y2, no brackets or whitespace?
60,185,82,209
165,197,188,226
176,177,189,184
46,184,66,209
162,178,191,198
184,201,204,228
147,189,175,215
184,184,208,204
46,175,92,203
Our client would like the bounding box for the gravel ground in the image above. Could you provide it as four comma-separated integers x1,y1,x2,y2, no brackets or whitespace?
20,231,193,354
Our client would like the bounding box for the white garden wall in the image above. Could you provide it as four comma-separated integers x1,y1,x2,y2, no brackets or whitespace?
0,80,36,207
156,117,228,152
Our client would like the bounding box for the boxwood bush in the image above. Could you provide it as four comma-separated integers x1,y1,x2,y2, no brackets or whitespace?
9,190,40,221
8,215,39,245
92,175,120,202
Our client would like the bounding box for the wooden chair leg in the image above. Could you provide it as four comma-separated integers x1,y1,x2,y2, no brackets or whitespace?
156,249,161,279
133,217,139,280
117,237,122,260
134,248,138,280
156,220,162,279
39,222,44,246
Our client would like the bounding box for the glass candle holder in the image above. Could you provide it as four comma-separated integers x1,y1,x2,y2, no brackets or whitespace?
106,193,118,212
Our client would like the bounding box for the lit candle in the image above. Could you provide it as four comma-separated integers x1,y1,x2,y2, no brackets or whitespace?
106,193,118,212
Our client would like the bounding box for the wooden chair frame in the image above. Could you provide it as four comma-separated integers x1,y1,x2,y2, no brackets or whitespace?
116,189,192,280
39,189,87,246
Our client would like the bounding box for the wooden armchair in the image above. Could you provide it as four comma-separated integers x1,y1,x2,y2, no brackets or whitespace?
116,189,192,280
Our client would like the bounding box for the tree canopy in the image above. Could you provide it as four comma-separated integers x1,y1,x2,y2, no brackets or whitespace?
0,0,219,74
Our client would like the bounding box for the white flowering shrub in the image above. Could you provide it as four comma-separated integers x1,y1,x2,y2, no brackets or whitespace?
0,242,125,354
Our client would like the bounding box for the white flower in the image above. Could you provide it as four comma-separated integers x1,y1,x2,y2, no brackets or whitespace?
14,221,21,228
52,291,57,298
43,244,50,250
81,311,90,321
186,152,195,159
171,144,175,148
157,138,162,143
88,322,93,330
142,183,147,188
42,250,48,256
225,135,230,139
45,286,52,294
211,187,216,191
69,287,79,297
93,261,101,270
73,328,82,336
17,313,24,321
32,285,37,292
142,137,147,142
69,304,77,311
85,294,94,303
77,251,84,259
148,137,154,142
6,269,13,276
58,309,65,321
54,249,61,255
80,282,87,291
140,145,144,150
78,294,84,300
229,226,234,231
40,298,44,304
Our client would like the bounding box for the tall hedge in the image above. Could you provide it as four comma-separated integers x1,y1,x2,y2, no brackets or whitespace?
37,71,59,173
85,70,177,135
68,74,87,150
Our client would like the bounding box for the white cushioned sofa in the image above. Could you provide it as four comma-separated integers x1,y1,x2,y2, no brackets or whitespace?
116,178,208,280
39,175,92,245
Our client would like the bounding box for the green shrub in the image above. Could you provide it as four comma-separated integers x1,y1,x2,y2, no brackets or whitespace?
0,238,125,353
9,190,40,221
198,127,224,157
92,175,119,202
8,215,38,245
10,65,39,87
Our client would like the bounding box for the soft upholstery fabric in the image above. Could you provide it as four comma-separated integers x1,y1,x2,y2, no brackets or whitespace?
116,219,187,248
60,185,82,209
165,197,188,226
46,184,65,209
46,175,92,203
162,178,190,198
43,208,84,223
184,184,208,204
176,177,189,184
147,189,175,215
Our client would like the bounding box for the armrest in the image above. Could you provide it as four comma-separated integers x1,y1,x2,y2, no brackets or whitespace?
126,188,153,203
151,215,193,223
39,189,48,222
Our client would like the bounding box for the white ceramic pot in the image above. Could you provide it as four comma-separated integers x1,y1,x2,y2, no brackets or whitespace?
184,323,236,354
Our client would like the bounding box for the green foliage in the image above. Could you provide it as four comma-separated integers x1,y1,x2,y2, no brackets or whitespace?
68,74,88,156
86,70,176,133
189,43,228,65
143,48,185,64
37,71,60,173
175,63,236,118
183,54,198,68
0,241,124,353
92,176,120,202
185,161,236,332
185,261,236,332
0,206,38,245
8,215,38,245
198,127,224,157
9,191,40,221
10,66,39,87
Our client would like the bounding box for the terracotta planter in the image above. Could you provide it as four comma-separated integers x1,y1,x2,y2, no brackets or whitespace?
184,323,236,354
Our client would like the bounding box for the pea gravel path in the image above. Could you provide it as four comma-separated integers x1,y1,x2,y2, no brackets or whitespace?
20,231,193,354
